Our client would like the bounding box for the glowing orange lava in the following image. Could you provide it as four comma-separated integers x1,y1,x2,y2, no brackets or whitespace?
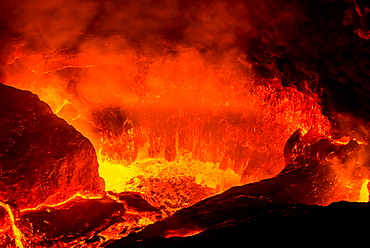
359,179,370,202
0,0,369,247
0,202,25,248
3,37,370,248
2,44,332,215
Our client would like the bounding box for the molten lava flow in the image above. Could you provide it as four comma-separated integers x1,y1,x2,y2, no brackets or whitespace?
0,34,338,246
0,202,24,248
2,47,368,243
359,179,370,202
2,45,331,215
0,0,369,246
20,192,103,213
163,227,205,238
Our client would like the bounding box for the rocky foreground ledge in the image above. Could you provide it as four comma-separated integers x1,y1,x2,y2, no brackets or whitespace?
0,83,104,209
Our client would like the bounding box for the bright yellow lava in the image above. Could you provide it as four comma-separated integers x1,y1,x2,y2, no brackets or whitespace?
98,154,241,193
358,179,370,202
0,202,24,248
98,152,242,213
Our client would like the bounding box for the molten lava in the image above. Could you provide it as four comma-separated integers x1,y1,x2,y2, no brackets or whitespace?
0,202,24,248
359,179,370,202
0,0,369,246
0,42,336,246
3,45,332,212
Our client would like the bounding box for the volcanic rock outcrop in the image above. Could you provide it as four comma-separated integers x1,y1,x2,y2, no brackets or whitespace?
0,83,103,209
